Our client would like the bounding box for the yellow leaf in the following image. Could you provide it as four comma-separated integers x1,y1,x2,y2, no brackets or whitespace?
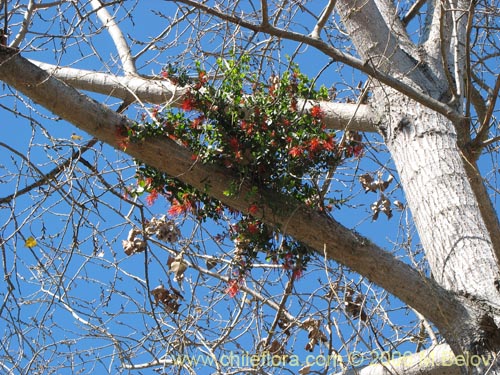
71,133,83,140
24,236,37,248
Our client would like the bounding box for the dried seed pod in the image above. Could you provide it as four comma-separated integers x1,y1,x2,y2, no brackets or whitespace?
168,254,188,282
122,228,146,255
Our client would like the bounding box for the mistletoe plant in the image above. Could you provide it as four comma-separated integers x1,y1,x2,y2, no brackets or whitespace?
119,56,363,293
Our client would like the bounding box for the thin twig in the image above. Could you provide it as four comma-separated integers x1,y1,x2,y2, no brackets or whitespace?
263,274,295,348
0,139,98,204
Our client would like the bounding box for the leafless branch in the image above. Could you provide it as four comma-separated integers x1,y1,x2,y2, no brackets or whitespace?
90,0,137,75
401,0,427,27
310,0,336,39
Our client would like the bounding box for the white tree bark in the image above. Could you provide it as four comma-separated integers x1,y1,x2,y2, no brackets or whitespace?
90,0,137,76
335,1,500,372
31,61,378,133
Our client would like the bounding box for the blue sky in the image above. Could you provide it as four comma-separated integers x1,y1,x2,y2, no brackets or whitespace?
3,1,497,374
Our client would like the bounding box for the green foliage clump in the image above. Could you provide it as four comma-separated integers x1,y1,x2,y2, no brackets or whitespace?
119,56,363,284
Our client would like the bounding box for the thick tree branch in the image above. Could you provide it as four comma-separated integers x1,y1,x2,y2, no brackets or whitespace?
31,60,188,106
0,46,465,331
90,0,137,75
335,0,444,95
401,0,427,27
30,60,379,133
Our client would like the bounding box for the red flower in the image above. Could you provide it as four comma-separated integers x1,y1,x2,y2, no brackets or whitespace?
181,95,196,111
146,190,159,206
181,193,194,208
260,117,268,131
226,279,242,298
228,137,240,152
353,144,364,157
289,146,303,158
115,125,130,150
234,150,243,161
323,136,335,151
308,138,322,153
117,138,129,151
247,222,259,235
240,120,254,135
168,198,192,216
151,106,159,118
310,105,323,119
191,116,204,129
230,224,240,234
248,203,259,216
292,268,303,280
198,70,207,84
282,253,294,270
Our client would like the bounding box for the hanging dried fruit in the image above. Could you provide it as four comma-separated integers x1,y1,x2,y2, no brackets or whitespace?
145,216,180,242
167,254,188,282
344,288,368,322
122,228,146,255
302,318,327,352
150,284,183,313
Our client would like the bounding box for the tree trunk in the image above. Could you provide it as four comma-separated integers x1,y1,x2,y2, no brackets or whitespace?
377,88,500,373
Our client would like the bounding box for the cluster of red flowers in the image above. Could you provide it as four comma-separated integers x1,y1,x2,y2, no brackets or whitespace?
288,135,335,158
181,94,197,111
310,104,323,119
167,194,195,216
226,278,244,297
115,124,131,151
146,189,159,206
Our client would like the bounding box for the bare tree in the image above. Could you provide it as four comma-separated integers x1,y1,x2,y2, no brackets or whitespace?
0,0,499,374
